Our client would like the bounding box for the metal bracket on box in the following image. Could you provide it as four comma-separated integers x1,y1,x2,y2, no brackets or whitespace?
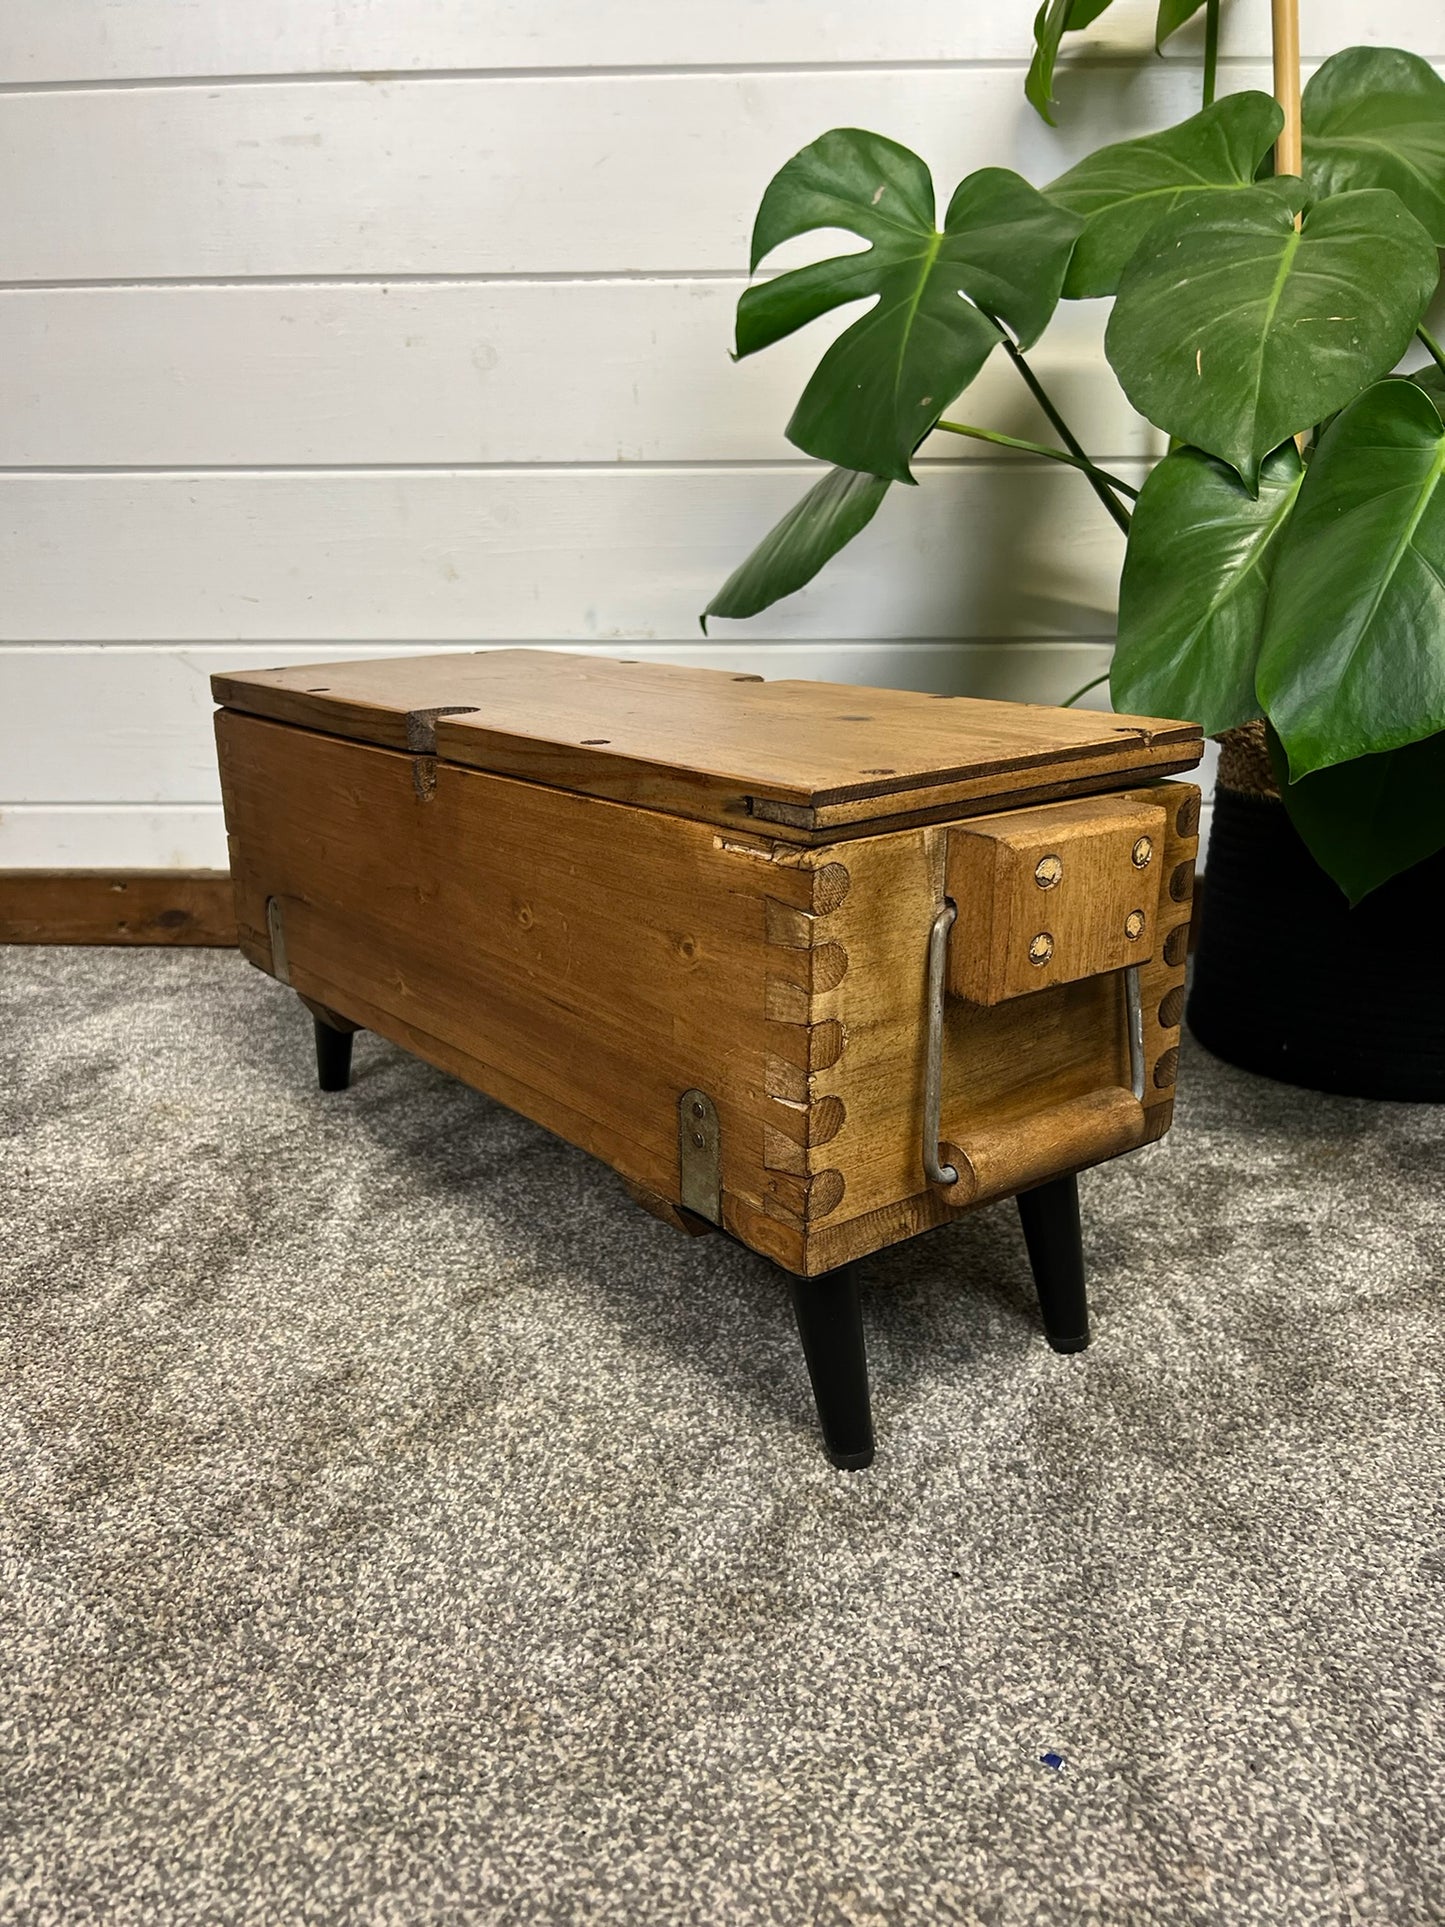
922,899,960,1186
678,1088,721,1224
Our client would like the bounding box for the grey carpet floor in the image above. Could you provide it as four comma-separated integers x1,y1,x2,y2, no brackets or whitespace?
1,947,1442,1927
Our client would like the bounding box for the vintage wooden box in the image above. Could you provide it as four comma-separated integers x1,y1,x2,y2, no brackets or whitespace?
213,651,1202,1465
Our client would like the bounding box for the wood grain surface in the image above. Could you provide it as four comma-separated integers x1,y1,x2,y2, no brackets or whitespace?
945,795,1165,1004
217,708,814,1267
216,696,1198,1273
213,650,1201,840
0,870,236,945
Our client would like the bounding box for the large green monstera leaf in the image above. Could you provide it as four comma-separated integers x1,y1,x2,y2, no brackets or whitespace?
1258,380,1445,779
1106,186,1438,489
1303,47,1445,244
736,129,1081,483
1047,92,1284,298
1112,441,1303,735
1268,726,1445,904
702,465,890,627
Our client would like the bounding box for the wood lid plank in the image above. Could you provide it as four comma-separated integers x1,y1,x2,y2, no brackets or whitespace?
211,649,1202,840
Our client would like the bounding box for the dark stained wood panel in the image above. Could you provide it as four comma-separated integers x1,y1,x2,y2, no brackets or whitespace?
0,871,236,945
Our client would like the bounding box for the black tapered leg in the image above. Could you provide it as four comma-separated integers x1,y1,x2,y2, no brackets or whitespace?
1016,1173,1090,1353
788,1264,874,1470
313,1015,354,1093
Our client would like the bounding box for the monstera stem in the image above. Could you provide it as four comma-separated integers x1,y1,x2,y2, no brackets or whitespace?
1060,670,1110,708
932,419,1139,498
988,326,1134,536
1202,0,1220,108
1418,327,1445,373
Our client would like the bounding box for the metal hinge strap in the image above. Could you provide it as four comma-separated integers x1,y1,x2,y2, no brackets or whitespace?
678,1088,721,1224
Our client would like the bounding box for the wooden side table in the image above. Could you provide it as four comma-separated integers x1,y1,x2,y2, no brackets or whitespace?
214,651,1202,1466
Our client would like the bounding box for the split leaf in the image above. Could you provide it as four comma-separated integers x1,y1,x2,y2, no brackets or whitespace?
737,130,1081,483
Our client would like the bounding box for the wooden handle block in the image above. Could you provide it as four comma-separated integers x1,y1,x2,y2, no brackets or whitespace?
934,1087,1146,1208
946,795,1166,1005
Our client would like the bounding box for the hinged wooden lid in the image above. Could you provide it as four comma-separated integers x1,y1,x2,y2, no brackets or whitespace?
211,649,1202,842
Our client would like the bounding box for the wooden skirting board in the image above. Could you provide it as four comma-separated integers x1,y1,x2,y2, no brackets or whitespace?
0,871,237,946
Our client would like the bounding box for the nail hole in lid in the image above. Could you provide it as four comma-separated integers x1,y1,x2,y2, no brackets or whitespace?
581,738,610,745
306,686,330,692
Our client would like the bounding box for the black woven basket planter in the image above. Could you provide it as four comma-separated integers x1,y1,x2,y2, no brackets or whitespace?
1188,785,1445,1102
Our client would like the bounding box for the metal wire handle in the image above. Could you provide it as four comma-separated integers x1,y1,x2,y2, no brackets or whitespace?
923,900,960,1186
1123,962,1146,1102
923,897,1146,1189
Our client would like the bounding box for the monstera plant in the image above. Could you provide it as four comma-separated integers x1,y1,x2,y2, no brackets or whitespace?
703,28,1445,912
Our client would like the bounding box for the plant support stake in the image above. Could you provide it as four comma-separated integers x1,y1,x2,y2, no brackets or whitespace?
1272,0,1302,176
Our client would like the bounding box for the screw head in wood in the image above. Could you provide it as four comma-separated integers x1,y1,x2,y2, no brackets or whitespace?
1034,854,1063,889
1028,932,1054,966
1125,909,1146,941
691,1099,705,1119
1131,836,1154,868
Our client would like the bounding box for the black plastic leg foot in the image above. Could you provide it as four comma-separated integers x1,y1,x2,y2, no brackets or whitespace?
313,1015,354,1093
1016,1173,1090,1352
788,1264,875,1469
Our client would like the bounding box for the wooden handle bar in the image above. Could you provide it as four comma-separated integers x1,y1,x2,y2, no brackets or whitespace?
933,1087,1146,1209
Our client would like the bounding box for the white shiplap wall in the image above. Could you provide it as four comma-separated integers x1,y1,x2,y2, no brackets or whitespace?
0,0,1436,867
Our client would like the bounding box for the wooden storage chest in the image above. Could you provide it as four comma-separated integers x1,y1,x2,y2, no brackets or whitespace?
214,650,1202,1465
